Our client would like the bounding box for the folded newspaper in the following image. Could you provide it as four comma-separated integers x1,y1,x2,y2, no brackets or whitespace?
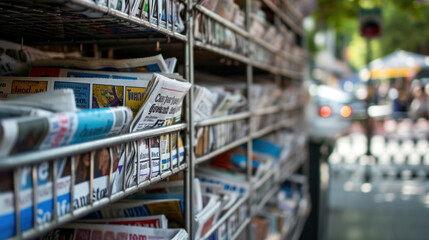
0,106,132,157
32,54,170,73
0,89,77,119
42,223,188,240
0,39,80,76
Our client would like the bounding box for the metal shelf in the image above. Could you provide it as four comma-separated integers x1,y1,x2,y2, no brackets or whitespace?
252,60,279,74
250,35,280,54
196,136,251,164
195,40,250,64
231,217,252,240
254,105,281,116
195,112,250,127
252,124,278,139
0,0,187,42
194,5,248,38
260,0,304,36
201,193,250,239
253,167,277,190
15,163,188,240
0,123,187,169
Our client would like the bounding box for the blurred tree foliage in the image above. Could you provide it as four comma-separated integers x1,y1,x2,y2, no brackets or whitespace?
308,0,429,69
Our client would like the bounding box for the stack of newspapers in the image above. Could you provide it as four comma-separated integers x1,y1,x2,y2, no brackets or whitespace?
194,0,248,56
0,44,191,239
45,0,186,33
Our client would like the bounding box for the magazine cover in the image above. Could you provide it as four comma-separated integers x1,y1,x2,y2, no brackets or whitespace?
42,223,187,240
79,215,168,229
0,158,71,239
0,77,149,117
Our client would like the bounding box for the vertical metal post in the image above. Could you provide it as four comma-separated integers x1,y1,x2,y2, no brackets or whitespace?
136,142,141,185
52,159,58,221
89,152,94,205
70,156,76,214
185,0,195,237
245,0,253,236
13,169,21,238
32,165,38,228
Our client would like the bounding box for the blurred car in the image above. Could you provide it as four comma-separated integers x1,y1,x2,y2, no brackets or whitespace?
306,82,366,142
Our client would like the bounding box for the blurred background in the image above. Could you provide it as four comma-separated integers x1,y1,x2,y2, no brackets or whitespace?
302,0,429,239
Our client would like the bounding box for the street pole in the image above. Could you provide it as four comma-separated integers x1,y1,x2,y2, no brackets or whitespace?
366,37,372,157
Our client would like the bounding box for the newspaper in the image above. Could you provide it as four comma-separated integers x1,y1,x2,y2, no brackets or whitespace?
4,89,77,113
130,73,191,131
195,193,221,239
133,0,185,32
0,40,80,76
0,89,76,119
78,215,168,228
33,54,169,73
0,106,132,157
84,199,185,227
0,77,150,117
42,223,187,240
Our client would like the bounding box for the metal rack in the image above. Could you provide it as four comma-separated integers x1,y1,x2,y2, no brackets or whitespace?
0,0,308,239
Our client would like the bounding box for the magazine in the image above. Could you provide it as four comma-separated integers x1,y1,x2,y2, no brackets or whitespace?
42,223,187,240
33,54,169,73
0,77,150,117
0,106,132,157
84,199,185,227
78,215,168,228
194,193,221,239
0,158,71,239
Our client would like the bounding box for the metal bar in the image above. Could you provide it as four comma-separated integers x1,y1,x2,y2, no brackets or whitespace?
70,157,76,215
172,0,176,33
13,168,21,238
231,217,252,240
250,35,279,54
252,60,278,74
108,148,114,196
251,124,277,139
201,194,249,239
184,0,194,236
194,41,250,64
136,142,141,186
52,159,58,221
89,152,94,205
259,0,303,36
253,167,276,190
32,165,38,230
122,145,128,191
169,133,173,171
18,163,187,240
176,132,180,168
253,106,281,116
148,0,152,24
148,139,153,180
255,184,280,213
166,0,170,31
69,0,188,41
194,5,249,38
0,124,186,170
196,136,251,164
195,112,251,127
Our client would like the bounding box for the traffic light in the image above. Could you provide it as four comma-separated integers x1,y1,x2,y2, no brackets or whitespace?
359,8,382,38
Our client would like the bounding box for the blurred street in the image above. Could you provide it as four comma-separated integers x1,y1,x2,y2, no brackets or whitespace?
325,120,429,240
